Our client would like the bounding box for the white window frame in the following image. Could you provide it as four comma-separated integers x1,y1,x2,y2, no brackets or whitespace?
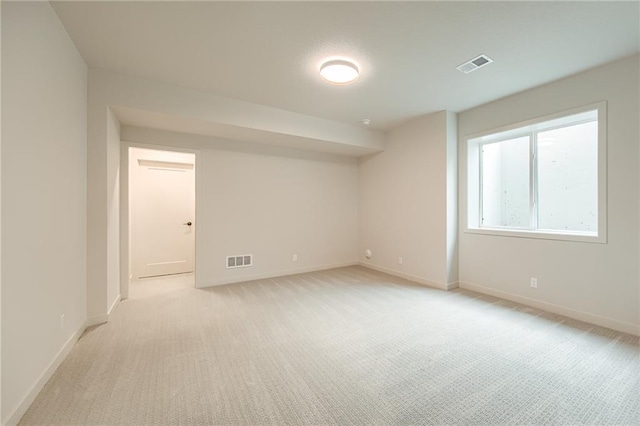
464,101,607,243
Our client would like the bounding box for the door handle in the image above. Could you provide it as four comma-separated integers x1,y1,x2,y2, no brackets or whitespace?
183,221,192,226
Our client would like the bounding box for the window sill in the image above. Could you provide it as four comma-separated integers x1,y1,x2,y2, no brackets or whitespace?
465,226,606,244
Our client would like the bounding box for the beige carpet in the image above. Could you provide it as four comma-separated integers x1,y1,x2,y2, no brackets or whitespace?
19,266,640,425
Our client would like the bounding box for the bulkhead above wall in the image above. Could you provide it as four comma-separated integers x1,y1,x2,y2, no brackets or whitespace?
93,69,385,158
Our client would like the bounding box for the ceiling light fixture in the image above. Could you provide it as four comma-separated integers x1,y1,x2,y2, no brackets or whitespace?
320,59,359,84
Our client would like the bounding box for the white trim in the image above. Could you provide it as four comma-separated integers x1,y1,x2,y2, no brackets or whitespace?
8,293,125,426
464,101,607,244
147,260,186,267
358,262,458,291
108,294,121,317
121,141,201,299
199,262,358,288
88,292,121,327
465,102,604,144
4,322,87,426
459,281,639,336
137,159,193,170
463,227,604,243
86,315,109,327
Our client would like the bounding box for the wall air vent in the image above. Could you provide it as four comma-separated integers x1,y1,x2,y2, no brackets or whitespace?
226,254,253,269
456,54,493,74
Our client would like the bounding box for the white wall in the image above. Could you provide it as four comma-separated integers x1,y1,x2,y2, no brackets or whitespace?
0,3,3,421
106,109,121,315
88,69,381,320
638,54,640,339
1,2,87,424
92,69,384,153
446,112,458,284
458,55,639,334
358,111,458,289
87,72,108,322
121,126,359,287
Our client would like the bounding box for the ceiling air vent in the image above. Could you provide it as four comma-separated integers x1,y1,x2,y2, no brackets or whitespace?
456,54,493,74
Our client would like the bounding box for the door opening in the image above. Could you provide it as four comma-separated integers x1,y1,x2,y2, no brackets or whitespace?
129,147,196,282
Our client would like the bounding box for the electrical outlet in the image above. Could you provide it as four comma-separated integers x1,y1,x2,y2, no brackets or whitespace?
530,278,538,288
60,314,65,331
398,257,403,265
292,254,298,262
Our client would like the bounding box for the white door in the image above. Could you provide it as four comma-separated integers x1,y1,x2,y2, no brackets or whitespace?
130,148,196,279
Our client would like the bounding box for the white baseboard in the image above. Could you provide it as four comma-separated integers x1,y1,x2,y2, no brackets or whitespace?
459,281,640,336
85,315,108,327
4,321,87,426
5,295,124,425
447,281,460,290
198,261,359,288
358,262,456,290
108,294,121,317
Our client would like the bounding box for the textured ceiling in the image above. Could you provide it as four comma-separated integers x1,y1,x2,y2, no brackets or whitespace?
52,1,639,131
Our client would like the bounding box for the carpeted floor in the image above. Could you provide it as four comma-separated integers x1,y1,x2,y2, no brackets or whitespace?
19,266,640,425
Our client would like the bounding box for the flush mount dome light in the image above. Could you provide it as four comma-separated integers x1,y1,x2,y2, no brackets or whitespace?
320,59,359,84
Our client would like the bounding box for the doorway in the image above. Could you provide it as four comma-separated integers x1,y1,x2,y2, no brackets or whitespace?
128,147,196,283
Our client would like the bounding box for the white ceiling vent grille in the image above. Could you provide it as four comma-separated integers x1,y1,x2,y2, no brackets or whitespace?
456,54,493,74
226,254,253,269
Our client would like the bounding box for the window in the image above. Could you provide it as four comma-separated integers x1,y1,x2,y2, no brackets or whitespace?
465,102,606,243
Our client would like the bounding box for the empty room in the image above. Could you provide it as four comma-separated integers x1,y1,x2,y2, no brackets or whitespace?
1,1,639,425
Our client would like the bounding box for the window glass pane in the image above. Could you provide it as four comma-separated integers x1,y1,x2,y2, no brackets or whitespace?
537,121,598,233
481,136,530,228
